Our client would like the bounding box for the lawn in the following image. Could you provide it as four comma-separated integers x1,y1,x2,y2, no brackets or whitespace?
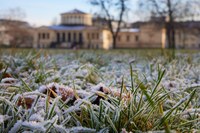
0,49,199,133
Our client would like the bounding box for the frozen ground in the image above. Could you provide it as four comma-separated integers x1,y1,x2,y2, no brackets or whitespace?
0,49,199,132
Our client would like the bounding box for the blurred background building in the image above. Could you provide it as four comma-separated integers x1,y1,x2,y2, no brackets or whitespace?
0,19,33,48
1,9,200,49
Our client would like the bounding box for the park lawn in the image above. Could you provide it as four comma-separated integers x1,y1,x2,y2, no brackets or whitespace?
0,49,199,132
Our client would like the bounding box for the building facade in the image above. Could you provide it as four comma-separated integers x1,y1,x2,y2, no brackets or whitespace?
33,9,113,49
34,9,172,49
33,9,200,49
174,22,200,49
1,9,198,49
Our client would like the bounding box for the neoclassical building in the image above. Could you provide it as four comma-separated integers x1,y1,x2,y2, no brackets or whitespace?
33,9,200,49
33,9,112,49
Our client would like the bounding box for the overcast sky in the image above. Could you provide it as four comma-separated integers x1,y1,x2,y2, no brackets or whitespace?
0,0,139,26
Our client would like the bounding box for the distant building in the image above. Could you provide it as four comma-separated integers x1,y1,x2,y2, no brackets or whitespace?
130,20,200,49
174,21,200,49
34,9,113,49
1,9,198,49
0,19,33,48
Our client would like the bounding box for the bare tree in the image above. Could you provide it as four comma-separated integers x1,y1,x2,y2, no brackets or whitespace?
1,7,26,21
90,0,129,48
0,7,32,48
138,0,199,49
8,23,33,47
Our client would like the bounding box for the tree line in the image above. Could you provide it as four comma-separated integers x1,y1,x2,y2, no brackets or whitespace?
90,0,200,49
0,8,33,48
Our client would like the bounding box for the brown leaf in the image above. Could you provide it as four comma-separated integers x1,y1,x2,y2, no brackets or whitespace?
17,97,34,109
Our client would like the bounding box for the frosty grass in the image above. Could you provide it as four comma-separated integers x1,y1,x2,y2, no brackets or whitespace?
0,50,199,133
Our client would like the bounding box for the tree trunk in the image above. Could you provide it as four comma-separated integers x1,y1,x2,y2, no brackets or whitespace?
112,35,117,49
171,26,175,49
166,22,176,49
166,22,172,48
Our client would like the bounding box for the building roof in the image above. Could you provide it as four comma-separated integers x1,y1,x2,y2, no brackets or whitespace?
120,28,140,33
61,9,87,15
175,21,200,29
131,20,200,29
48,25,86,31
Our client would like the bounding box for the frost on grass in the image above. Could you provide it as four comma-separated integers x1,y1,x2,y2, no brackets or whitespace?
0,115,10,124
9,120,22,133
29,113,44,122
66,126,96,133
0,51,200,132
21,121,46,132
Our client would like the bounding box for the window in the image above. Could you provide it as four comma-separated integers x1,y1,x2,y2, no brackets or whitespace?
87,33,90,40
38,33,41,40
68,33,71,42
127,35,130,42
42,33,45,39
56,33,60,42
79,33,83,43
73,33,76,41
135,35,139,42
62,33,66,42
96,33,99,40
